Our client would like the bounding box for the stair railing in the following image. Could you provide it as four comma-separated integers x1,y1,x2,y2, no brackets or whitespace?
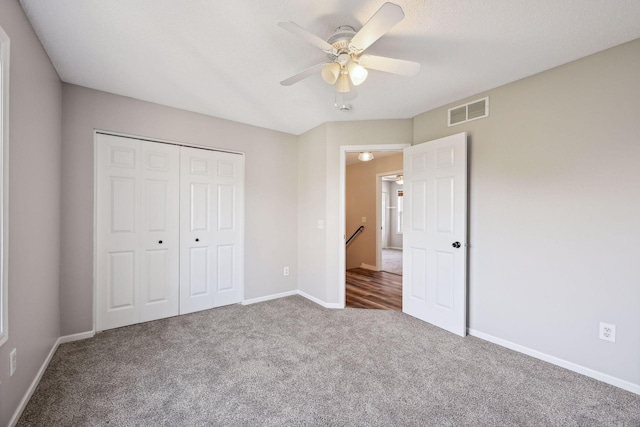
346,225,365,247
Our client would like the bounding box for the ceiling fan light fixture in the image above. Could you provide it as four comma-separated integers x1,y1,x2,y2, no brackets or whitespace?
278,3,420,107
336,72,351,93
358,152,374,162
348,62,368,86
321,62,341,84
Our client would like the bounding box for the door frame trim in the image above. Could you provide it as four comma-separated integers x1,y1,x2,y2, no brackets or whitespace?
338,144,410,309
92,130,246,332
95,129,245,155
376,169,403,271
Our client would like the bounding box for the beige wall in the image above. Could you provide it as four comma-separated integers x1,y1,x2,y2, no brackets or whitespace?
346,154,403,270
0,3,62,425
60,84,299,334
413,39,640,386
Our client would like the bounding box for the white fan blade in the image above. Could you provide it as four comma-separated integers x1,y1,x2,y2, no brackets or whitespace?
280,63,328,86
278,22,335,53
359,54,420,76
350,2,404,53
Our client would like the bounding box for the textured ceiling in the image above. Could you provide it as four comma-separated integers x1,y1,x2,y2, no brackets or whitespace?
19,1,640,135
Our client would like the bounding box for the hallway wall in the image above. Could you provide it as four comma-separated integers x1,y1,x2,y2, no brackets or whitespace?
346,154,403,270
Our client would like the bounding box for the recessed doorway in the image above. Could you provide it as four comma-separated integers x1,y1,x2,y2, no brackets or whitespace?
343,149,405,310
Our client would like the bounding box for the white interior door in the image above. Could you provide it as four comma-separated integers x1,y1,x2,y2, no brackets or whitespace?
179,147,244,314
402,133,467,336
96,135,180,331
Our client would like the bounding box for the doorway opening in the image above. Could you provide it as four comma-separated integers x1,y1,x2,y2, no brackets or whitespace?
343,149,405,310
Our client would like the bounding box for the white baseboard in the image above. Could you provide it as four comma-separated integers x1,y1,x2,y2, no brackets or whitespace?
9,330,94,426
241,290,297,305
241,289,342,309
297,290,343,309
360,263,378,271
58,330,95,344
468,328,640,395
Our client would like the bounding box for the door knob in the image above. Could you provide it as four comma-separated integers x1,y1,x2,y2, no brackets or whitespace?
452,241,461,248
158,240,163,244
195,238,199,242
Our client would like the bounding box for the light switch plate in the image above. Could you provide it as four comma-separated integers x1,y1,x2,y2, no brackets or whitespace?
10,348,16,376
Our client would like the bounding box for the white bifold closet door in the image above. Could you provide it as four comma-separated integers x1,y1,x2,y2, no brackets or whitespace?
179,146,244,314
96,134,180,331
96,134,244,331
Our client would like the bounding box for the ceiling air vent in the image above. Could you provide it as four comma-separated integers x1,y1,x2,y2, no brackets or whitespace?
448,97,489,126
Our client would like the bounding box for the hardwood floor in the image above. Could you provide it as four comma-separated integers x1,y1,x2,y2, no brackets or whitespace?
346,268,402,310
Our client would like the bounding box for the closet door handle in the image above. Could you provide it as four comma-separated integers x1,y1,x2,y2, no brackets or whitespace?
158,240,163,244
195,238,199,242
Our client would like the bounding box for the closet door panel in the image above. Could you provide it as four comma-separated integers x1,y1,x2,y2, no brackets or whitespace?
98,135,244,327
211,151,244,307
108,251,136,309
96,135,141,330
139,141,180,322
180,147,216,314
180,147,244,313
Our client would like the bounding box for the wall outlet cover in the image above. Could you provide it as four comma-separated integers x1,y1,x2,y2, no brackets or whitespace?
599,322,616,343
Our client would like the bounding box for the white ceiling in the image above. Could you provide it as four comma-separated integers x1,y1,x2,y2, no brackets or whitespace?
19,1,640,135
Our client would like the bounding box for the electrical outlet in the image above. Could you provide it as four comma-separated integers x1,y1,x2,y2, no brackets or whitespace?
599,322,616,342
10,348,16,376
283,266,290,276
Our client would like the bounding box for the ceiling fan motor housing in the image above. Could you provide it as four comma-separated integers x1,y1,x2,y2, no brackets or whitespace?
327,25,357,59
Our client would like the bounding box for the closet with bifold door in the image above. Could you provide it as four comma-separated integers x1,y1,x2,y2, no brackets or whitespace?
95,133,244,331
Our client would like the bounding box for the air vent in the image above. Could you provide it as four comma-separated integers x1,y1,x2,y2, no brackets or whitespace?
448,97,489,126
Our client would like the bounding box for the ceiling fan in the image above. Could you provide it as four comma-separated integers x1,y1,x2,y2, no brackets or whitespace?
278,2,420,94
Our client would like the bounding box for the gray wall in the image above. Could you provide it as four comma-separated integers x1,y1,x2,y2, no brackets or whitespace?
413,39,640,386
2,8,639,421
297,124,327,300
297,119,413,303
60,84,299,334
0,2,62,425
